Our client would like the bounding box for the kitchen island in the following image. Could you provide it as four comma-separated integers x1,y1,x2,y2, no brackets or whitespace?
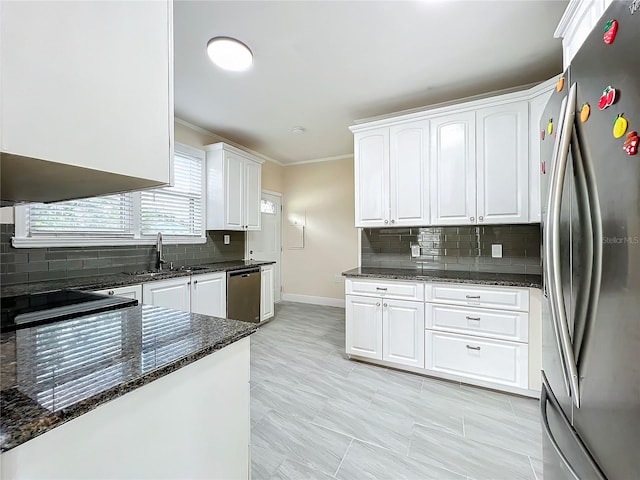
0,305,257,479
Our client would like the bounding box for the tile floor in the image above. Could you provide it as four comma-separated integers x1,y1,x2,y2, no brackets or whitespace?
250,302,542,480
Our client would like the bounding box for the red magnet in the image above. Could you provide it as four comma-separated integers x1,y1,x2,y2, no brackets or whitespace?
598,86,616,110
623,131,639,155
603,20,619,44
540,130,545,141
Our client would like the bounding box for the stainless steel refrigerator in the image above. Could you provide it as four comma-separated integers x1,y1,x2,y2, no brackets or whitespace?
540,2,640,479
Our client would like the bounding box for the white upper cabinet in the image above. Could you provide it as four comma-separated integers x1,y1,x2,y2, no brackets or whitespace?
0,0,173,203
554,0,614,69
354,128,390,227
476,102,529,224
430,112,477,225
353,121,429,228
205,143,264,232
389,121,430,227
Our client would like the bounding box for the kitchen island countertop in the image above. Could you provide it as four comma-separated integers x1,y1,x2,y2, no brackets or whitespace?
0,305,257,452
342,267,542,289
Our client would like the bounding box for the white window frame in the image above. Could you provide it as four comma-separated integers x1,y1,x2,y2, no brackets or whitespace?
13,143,206,248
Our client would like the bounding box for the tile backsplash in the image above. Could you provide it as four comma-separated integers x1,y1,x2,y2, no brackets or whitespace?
361,224,541,275
0,224,245,286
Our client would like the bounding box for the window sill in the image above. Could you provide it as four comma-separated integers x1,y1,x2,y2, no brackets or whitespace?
11,236,207,248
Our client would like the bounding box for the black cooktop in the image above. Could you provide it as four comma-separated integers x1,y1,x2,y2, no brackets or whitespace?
1,290,137,332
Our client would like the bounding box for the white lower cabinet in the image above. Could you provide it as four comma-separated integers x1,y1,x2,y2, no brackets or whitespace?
383,299,425,368
260,265,275,321
142,277,191,312
93,284,142,301
345,281,424,368
190,272,226,318
425,331,528,389
346,277,537,395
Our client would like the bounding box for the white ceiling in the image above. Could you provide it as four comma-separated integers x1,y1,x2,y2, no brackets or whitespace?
174,0,568,165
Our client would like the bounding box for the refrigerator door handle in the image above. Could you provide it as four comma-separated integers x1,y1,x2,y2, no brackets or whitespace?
549,83,581,408
541,374,608,480
544,95,572,397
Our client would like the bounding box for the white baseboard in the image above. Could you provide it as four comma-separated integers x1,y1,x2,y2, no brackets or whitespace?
281,293,345,308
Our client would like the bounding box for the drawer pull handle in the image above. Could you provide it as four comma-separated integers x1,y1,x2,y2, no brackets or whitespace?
466,345,481,351
465,295,481,299
466,316,481,321
376,287,388,291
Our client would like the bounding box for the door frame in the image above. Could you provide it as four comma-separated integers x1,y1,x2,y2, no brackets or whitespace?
245,190,283,303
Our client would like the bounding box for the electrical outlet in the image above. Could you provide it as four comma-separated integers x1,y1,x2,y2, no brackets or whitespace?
411,244,421,258
334,274,342,283
224,235,230,245
491,244,503,258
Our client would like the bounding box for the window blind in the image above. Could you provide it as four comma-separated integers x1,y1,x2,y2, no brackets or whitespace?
27,193,133,236
140,152,203,236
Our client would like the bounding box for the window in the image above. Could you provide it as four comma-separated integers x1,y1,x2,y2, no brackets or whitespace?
260,199,276,215
13,143,206,247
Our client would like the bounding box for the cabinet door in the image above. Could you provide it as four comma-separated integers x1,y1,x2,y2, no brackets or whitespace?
354,129,390,227
1,1,172,190
476,102,529,224
191,273,226,318
142,278,190,312
529,89,553,222
225,153,245,230
389,120,430,226
244,159,262,231
260,265,274,321
345,295,383,360
94,285,143,302
430,112,476,225
383,299,425,368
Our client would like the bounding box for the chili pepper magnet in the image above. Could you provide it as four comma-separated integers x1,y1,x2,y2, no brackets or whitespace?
613,114,628,138
603,20,619,44
599,86,616,110
623,131,639,155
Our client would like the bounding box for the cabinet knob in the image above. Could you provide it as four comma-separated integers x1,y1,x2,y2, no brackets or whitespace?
376,302,380,307
384,220,389,224
470,216,475,222
479,216,484,222
383,303,388,307
391,219,395,224
108,290,114,296
193,280,198,285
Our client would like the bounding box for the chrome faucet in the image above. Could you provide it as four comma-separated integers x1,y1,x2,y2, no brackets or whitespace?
156,232,166,270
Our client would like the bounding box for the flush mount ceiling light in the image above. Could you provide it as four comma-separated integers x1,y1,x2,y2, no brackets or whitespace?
206,36,253,72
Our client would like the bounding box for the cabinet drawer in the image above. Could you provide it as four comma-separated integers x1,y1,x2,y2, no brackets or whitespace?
345,278,424,301
94,284,142,301
425,331,528,388
426,304,528,342
425,283,529,311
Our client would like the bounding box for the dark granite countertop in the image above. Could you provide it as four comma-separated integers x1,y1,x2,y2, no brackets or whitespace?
0,305,257,452
0,260,275,298
342,267,542,289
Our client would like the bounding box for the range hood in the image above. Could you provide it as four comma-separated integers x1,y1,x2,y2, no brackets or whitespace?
0,153,166,205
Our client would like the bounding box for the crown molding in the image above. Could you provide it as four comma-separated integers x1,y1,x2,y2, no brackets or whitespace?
285,153,353,167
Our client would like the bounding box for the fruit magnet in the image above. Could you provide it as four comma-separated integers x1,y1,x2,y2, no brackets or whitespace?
623,131,639,155
548,119,553,135
556,77,565,92
580,103,591,123
603,20,619,44
613,114,628,138
599,86,617,110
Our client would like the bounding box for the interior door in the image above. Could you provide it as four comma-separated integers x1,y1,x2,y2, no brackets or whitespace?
247,191,282,302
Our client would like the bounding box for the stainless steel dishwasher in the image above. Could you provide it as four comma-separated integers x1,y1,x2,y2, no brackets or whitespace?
227,267,261,323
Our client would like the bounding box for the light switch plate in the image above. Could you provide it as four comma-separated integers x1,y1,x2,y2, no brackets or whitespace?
411,245,421,258
491,244,503,258
224,235,230,245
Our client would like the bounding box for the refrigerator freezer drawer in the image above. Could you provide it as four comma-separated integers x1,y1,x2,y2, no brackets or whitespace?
426,303,529,342
345,278,425,301
425,331,528,388
425,283,529,311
